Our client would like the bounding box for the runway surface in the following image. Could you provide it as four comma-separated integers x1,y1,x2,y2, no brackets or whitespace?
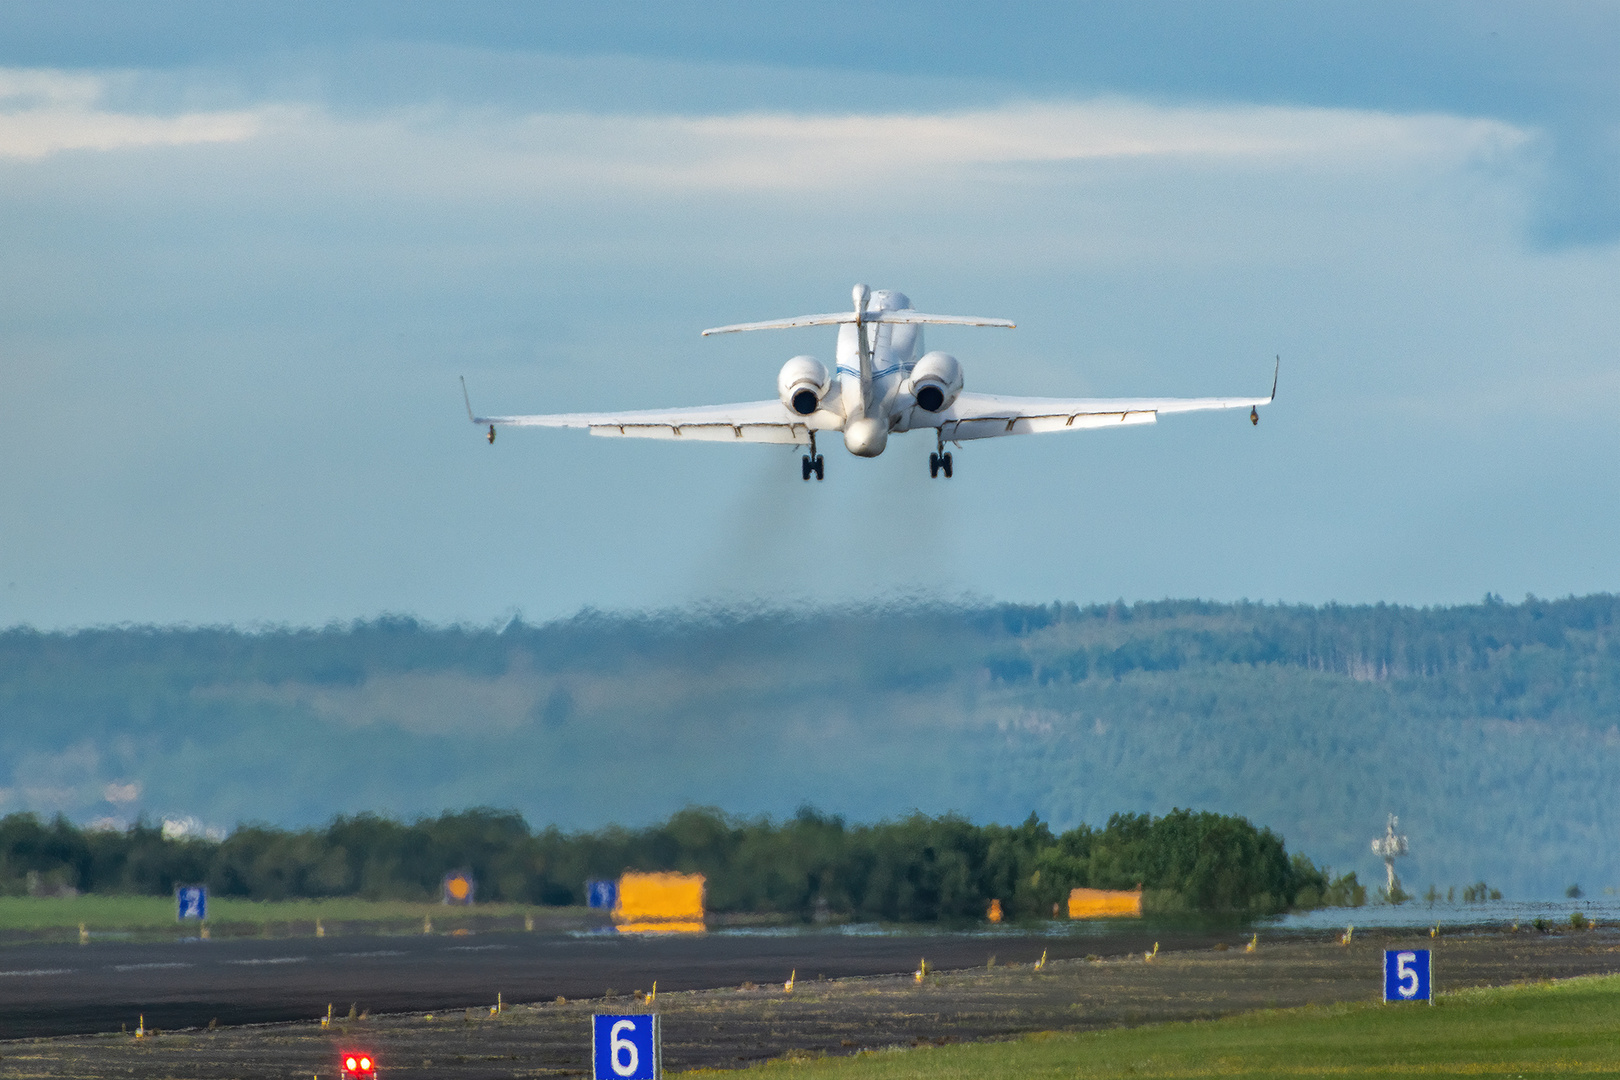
12,930,1620,1079
0,925,1239,1038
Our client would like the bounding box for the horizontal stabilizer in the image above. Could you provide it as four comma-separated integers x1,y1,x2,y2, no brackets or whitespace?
701,311,1015,336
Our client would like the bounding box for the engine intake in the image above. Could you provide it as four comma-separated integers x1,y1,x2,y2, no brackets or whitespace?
778,355,830,416
908,351,962,413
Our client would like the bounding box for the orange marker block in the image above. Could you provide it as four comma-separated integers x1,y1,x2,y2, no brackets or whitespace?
614,871,707,934
1066,888,1143,919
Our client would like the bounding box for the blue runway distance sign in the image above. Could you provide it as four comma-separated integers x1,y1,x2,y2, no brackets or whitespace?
1384,948,1432,1002
593,1014,660,1080
587,879,618,910
176,885,207,921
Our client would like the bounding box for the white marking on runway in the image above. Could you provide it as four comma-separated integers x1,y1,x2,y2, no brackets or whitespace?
445,944,509,951
227,956,308,966
112,962,193,971
0,968,72,977
335,951,406,958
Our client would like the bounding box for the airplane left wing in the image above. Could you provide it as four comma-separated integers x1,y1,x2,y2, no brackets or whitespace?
933,364,1277,442
464,382,836,444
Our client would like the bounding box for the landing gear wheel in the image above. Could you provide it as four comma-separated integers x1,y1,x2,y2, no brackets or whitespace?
941,451,953,478
801,455,813,481
929,452,941,478
813,455,825,481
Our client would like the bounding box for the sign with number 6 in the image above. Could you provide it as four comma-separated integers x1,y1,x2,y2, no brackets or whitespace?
593,1014,660,1080
1383,948,1432,1002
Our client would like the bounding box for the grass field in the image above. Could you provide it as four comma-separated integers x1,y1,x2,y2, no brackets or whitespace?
0,894,564,934
738,974,1620,1080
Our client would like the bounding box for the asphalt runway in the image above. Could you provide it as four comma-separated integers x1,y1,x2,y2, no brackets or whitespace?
14,930,1620,1079
0,924,1246,1038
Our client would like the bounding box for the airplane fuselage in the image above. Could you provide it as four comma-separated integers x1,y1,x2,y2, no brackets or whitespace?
833,288,928,456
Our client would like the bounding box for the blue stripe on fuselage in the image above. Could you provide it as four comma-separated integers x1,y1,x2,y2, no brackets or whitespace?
836,363,914,379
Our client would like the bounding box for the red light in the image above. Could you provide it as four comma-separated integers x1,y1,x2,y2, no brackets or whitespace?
341,1052,376,1076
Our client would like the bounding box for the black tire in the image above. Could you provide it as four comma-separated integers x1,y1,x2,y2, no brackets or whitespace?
801,455,812,481
814,455,825,481
929,452,940,478
942,452,953,478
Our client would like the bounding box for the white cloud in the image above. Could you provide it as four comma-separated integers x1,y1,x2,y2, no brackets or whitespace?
0,68,102,108
103,780,141,804
353,98,1528,195
0,63,1530,196
0,67,265,159
647,101,1526,186
161,816,225,841
0,106,264,159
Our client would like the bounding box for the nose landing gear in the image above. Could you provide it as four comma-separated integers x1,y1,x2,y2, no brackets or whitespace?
929,451,954,478
801,432,825,481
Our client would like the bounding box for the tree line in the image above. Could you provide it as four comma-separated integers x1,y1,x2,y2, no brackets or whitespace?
0,806,1361,919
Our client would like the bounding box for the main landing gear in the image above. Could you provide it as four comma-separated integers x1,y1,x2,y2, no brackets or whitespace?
801,432,825,481
929,450,954,478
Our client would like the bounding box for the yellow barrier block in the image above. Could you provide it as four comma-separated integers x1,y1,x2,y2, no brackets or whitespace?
614,871,706,934
616,920,705,934
1067,887,1143,919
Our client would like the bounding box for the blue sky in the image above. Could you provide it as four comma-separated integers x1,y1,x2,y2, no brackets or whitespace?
0,2,1617,627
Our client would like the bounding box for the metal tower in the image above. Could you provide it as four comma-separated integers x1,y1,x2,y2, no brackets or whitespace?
1370,814,1409,893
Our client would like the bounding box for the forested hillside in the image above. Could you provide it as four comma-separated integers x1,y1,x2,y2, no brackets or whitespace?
1,595,1616,897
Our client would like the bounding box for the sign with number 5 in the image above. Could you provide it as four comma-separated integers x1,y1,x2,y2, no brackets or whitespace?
593,1014,660,1080
1384,949,1432,1002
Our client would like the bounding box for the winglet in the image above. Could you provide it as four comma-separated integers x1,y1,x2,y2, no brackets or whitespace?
1270,355,1279,401
462,377,498,443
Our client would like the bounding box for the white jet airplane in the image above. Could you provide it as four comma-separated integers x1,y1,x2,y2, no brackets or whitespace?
463,284,1276,480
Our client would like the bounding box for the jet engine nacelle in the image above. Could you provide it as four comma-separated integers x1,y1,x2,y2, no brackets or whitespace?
778,355,831,416
907,351,962,413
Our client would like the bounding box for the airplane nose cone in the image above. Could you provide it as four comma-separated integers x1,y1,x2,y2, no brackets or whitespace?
843,417,888,457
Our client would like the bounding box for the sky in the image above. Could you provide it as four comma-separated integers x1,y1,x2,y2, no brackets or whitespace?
1,1,1618,628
